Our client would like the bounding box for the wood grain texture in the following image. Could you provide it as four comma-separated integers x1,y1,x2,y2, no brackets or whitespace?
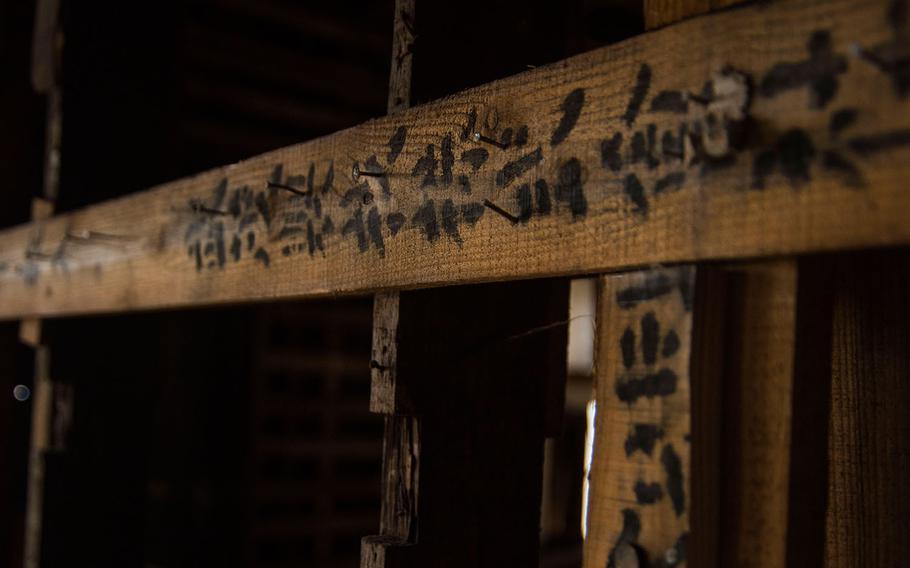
585,266,698,567
387,0,415,115
644,0,747,30
717,260,797,568
825,252,910,567
1,0,909,318
371,292,403,414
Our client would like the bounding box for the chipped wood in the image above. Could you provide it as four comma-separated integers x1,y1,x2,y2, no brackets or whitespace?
30,0,61,93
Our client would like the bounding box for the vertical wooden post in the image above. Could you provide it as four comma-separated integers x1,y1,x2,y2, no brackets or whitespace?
717,261,798,568
22,1,65,565
584,266,722,568
22,347,51,568
824,253,910,567
362,2,419,566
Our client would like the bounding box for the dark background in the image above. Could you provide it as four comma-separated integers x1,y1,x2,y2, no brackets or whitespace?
0,0,642,565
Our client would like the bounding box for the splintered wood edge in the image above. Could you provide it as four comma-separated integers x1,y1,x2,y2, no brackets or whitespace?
1,0,909,318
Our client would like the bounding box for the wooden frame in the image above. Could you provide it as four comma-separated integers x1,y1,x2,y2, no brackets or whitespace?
11,0,910,566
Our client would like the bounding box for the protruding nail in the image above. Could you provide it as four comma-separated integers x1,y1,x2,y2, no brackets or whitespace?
190,200,228,216
352,163,386,180
482,199,519,224
850,43,894,71
267,180,309,197
473,132,507,149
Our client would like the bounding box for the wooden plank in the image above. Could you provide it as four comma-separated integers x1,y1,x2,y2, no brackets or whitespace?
717,260,797,568
584,266,710,567
824,252,910,567
1,0,909,318
644,0,746,30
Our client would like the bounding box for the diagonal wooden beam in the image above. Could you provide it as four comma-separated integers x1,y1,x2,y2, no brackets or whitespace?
1,0,909,319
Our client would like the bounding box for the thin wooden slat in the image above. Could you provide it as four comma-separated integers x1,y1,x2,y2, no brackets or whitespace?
717,260,797,568
23,7,65,562
362,2,420,566
23,347,51,568
1,0,909,318
30,0,60,93
584,266,717,568
387,0,415,115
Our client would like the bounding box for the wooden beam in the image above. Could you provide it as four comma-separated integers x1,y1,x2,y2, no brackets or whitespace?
1,0,909,318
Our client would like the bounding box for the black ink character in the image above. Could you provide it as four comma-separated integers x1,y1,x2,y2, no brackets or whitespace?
186,179,271,270
759,30,847,109
615,311,680,403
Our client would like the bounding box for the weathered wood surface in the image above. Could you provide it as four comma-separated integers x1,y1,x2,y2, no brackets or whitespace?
362,2,420,565
717,261,797,568
584,266,702,567
644,0,746,30
825,252,910,567
2,0,909,318
23,347,51,568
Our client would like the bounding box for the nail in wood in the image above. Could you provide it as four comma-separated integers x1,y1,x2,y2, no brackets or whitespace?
190,201,228,216
482,199,520,224
473,132,507,149
352,164,386,180
267,180,310,197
